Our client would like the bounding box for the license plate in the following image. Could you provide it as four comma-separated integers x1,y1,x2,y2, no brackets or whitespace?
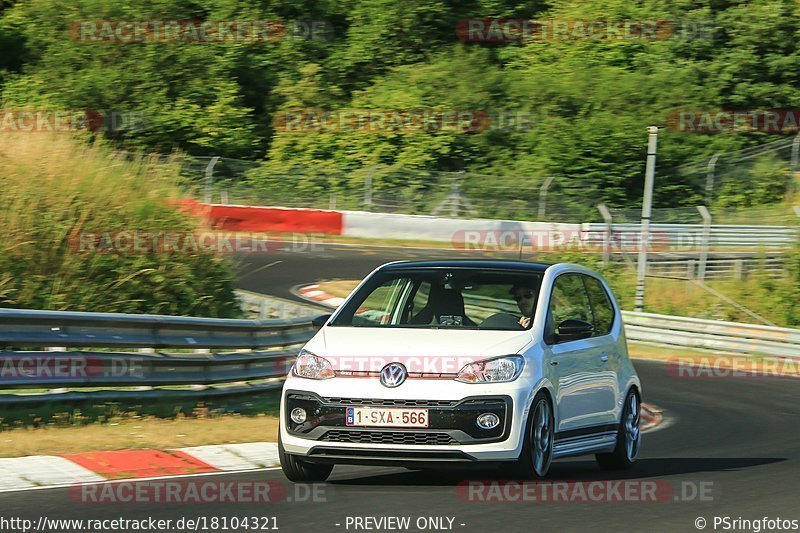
346,407,429,428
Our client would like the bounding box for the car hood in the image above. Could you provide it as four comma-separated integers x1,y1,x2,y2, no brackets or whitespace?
305,327,533,373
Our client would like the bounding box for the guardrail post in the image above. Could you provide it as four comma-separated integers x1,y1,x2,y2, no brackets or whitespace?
686,259,695,280
204,156,220,204
697,206,712,282
597,203,613,265
733,259,744,281
364,166,376,212
538,176,556,220
635,126,659,312
705,154,721,204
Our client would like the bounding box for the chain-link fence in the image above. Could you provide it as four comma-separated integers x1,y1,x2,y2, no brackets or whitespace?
155,132,800,226
672,135,800,212
176,160,606,223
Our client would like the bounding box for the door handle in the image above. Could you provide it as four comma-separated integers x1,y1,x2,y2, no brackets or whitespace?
600,354,609,363
550,361,558,366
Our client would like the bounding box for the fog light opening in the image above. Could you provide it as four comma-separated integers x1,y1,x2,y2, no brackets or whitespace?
290,407,307,424
476,412,500,430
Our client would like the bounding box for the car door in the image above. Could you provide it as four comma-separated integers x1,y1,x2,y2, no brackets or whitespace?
543,273,610,433
581,274,620,426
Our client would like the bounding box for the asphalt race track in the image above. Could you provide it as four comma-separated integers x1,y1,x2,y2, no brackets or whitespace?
3,246,798,532
232,242,526,303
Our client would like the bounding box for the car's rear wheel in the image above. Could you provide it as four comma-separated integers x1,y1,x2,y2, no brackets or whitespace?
512,392,554,479
278,432,333,482
596,389,640,470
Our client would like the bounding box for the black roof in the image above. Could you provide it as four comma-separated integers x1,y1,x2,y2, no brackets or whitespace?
379,260,551,272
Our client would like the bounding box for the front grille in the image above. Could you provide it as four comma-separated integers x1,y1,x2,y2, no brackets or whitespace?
320,397,459,408
321,430,457,445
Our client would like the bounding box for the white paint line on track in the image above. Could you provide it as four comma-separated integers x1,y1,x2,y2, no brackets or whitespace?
298,284,318,292
175,445,264,471
177,442,280,471
303,290,325,298
0,456,104,491
220,442,281,469
0,467,284,495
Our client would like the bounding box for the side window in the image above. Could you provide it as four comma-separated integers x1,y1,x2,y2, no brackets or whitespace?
583,275,615,336
354,277,410,325
412,281,431,315
546,274,593,344
551,274,592,324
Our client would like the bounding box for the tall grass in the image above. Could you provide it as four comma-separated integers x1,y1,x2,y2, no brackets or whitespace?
0,135,241,316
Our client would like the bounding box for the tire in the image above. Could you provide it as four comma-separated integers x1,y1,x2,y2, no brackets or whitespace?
596,389,641,470
278,432,333,482
510,392,554,479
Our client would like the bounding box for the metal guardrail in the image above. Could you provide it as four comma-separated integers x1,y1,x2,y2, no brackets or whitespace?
0,305,319,402
0,299,798,406
622,311,800,358
647,257,787,279
0,307,315,349
0,350,296,389
583,223,798,250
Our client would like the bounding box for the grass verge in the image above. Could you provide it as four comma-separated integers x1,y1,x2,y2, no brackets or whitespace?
0,414,278,458
0,134,241,317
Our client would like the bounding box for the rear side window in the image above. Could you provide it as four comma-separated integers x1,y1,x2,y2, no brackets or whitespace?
583,275,615,336
546,274,593,343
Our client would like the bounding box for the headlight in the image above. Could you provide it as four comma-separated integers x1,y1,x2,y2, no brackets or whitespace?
456,355,524,383
292,349,335,380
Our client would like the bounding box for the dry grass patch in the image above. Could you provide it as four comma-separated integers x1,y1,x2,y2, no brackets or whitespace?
0,415,278,457
317,280,359,299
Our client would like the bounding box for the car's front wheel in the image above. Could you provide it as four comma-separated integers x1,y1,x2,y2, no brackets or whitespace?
512,392,554,479
596,389,640,470
278,432,333,482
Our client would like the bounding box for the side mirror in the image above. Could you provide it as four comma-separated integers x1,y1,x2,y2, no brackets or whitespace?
311,314,332,330
556,319,594,342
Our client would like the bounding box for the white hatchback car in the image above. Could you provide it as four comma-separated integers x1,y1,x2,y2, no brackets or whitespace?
279,260,641,481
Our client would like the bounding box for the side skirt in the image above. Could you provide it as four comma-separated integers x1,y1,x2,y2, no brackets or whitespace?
553,425,618,459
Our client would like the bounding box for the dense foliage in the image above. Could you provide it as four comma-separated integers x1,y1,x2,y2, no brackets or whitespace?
1,0,798,213
0,135,242,316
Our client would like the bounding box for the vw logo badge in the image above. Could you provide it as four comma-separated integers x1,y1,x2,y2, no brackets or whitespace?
380,363,407,388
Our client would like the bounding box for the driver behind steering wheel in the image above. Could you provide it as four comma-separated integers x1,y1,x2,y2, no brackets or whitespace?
510,282,538,328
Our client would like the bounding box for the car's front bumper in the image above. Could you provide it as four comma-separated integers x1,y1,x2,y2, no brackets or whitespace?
280,376,536,464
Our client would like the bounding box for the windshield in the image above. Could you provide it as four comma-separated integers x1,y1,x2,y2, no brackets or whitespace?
330,269,543,330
